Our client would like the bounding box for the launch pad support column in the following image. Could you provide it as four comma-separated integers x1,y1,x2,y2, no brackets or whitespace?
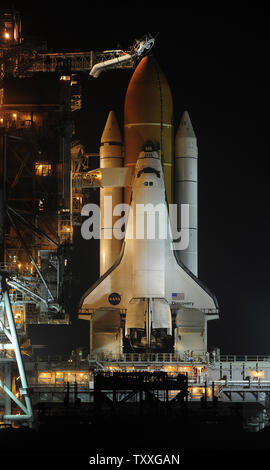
89,316,93,359
4,363,12,422
0,135,6,266
1,277,33,422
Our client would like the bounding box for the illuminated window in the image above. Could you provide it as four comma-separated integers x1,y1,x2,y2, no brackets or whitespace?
35,162,52,176
14,310,23,325
55,372,64,383
38,372,53,384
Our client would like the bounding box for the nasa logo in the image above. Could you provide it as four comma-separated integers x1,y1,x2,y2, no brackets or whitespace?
108,293,121,305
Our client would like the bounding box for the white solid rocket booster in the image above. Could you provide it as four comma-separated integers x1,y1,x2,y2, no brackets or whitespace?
175,111,198,276
100,111,123,275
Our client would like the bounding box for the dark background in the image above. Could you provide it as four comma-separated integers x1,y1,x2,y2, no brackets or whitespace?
3,3,270,355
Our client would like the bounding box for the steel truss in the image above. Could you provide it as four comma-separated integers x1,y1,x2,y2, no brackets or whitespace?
0,274,33,423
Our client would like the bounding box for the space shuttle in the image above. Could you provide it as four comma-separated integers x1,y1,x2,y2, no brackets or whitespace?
79,56,219,358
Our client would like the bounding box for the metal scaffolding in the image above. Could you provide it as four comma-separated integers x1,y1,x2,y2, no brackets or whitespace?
0,274,33,423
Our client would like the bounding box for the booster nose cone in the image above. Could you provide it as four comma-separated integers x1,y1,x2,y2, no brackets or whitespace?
101,110,122,144
124,56,173,203
176,110,196,139
175,110,197,158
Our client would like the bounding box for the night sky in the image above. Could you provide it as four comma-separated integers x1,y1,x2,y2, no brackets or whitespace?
4,3,270,355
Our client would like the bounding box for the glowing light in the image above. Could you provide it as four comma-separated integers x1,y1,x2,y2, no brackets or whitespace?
4,32,10,39
35,162,52,176
250,370,265,378
12,113,17,119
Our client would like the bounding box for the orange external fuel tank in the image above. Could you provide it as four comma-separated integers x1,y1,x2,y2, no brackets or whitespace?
124,55,174,203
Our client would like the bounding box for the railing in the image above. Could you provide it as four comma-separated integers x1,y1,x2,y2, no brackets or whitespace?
33,354,270,366
30,383,91,389
28,378,270,391
220,355,270,362
92,353,270,364
35,355,90,366
26,314,69,325
91,352,206,363
198,380,270,387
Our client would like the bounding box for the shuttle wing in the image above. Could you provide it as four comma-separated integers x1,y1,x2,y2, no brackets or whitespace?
79,235,218,315
164,241,218,312
79,241,133,312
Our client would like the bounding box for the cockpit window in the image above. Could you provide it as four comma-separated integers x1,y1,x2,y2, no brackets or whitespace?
137,167,160,178
144,182,148,186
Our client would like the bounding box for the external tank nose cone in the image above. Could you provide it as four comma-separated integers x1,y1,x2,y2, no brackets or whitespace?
124,55,173,203
124,55,173,126
101,110,122,144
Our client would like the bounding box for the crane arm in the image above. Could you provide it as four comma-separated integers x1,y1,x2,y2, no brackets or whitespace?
89,34,155,78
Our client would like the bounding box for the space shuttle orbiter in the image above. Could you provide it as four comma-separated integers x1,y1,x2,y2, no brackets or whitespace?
79,142,218,353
